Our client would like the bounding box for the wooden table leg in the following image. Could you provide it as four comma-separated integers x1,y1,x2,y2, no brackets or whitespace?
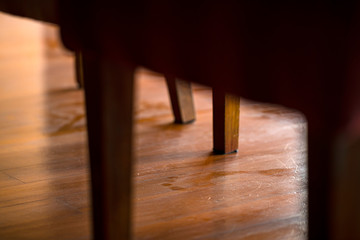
308,123,360,240
82,50,135,240
165,76,196,124
305,106,347,239
75,51,84,88
212,91,240,154
331,134,360,239
307,131,332,240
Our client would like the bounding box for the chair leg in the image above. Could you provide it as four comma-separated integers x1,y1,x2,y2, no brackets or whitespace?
82,50,135,240
75,51,84,88
212,91,240,154
165,76,196,124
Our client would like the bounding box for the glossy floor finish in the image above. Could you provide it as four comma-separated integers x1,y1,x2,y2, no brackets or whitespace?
0,12,307,240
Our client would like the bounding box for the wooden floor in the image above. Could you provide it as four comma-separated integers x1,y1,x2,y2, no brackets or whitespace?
0,13,307,240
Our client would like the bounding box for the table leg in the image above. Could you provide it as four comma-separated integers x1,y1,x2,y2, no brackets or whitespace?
75,51,84,88
82,50,135,240
212,91,240,154
165,76,196,124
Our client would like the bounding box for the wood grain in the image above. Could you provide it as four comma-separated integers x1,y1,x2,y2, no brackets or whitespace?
0,12,306,240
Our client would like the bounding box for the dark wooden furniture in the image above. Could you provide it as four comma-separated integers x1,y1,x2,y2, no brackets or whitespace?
2,1,360,239
165,76,240,154
76,52,240,154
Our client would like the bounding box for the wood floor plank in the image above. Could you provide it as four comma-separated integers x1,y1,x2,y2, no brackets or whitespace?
0,138,86,170
0,174,88,208
0,198,90,240
3,156,87,183
0,171,24,188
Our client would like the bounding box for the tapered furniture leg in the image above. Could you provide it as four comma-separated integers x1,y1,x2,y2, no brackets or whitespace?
165,76,196,124
82,50,135,240
212,91,240,154
75,51,84,88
